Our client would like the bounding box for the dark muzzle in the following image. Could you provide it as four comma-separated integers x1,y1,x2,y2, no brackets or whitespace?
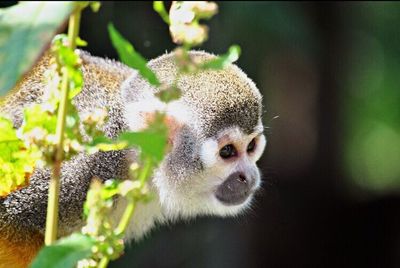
215,171,255,206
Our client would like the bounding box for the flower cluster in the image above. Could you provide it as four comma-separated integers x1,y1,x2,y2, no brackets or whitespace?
169,1,218,46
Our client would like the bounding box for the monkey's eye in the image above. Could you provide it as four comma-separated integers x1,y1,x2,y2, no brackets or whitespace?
247,138,256,153
219,144,237,159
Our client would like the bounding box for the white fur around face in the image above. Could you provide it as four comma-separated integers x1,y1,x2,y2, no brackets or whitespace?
152,167,251,220
165,101,193,126
248,121,267,162
200,138,219,168
251,134,266,162
200,125,266,165
216,126,244,143
124,96,166,131
124,98,194,132
254,119,265,134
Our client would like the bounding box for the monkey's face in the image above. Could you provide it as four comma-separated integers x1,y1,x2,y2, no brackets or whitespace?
153,123,266,219
201,126,266,209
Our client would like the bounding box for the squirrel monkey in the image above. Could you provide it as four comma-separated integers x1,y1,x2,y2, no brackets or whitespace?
0,50,266,267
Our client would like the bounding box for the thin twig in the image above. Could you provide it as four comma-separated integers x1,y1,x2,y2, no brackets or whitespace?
44,8,82,245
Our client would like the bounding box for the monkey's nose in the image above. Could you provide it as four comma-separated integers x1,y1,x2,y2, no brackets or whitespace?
215,172,254,206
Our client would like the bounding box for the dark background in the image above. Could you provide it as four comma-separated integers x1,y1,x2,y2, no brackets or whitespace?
7,2,400,267
80,2,400,268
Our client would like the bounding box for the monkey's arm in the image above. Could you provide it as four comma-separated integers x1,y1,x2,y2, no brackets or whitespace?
0,149,132,267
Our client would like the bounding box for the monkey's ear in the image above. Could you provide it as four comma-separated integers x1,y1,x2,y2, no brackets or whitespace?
164,101,192,146
124,96,190,147
141,112,184,151
164,114,184,146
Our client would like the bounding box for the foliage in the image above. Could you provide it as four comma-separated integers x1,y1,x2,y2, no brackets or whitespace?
108,24,161,87
200,45,241,70
168,1,218,47
0,116,40,196
0,2,74,95
30,234,95,268
342,5,400,193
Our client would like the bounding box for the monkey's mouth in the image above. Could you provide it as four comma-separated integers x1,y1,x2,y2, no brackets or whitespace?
215,189,255,206
215,172,257,206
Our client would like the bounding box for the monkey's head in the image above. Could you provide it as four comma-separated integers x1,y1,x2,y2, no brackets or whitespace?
121,51,265,220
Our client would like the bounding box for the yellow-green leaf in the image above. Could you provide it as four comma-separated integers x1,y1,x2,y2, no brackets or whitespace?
201,45,241,70
0,115,38,196
153,1,170,25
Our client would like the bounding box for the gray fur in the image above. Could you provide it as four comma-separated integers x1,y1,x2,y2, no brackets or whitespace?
164,125,203,182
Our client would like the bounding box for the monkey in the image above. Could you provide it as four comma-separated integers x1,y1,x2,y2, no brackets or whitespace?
0,49,266,267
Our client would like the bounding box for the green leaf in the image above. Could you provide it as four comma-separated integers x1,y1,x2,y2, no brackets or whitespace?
0,115,19,143
52,34,84,99
89,135,113,146
86,124,167,162
22,104,57,134
0,115,41,196
0,115,39,196
0,120,22,191
101,179,120,200
200,45,241,70
118,129,167,163
155,85,182,103
90,2,101,12
0,2,74,95
75,37,88,47
85,135,126,154
153,1,170,25
67,66,84,99
30,233,95,268
0,115,21,162
108,23,161,86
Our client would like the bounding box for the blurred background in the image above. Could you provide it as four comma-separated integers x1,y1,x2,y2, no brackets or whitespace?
5,2,400,267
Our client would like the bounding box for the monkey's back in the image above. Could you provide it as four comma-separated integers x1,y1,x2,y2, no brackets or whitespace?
1,50,133,129
0,50,134,267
